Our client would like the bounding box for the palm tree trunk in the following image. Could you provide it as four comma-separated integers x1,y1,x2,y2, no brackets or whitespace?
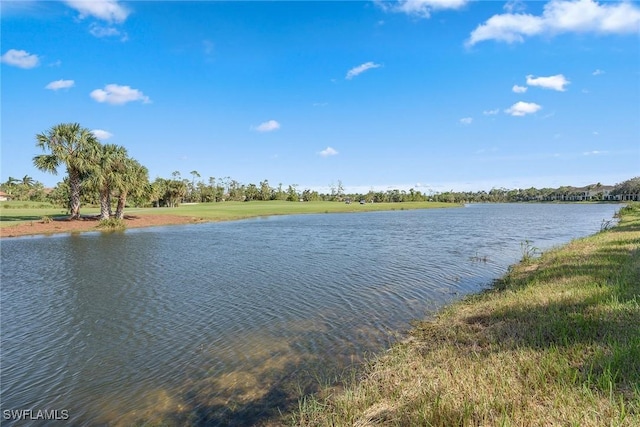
69,169,82,220
107,193,113,217
99,188,110,220
115,191,127,219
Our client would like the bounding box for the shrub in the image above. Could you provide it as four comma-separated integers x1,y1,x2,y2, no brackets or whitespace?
520,239,540,263
97,218,126,230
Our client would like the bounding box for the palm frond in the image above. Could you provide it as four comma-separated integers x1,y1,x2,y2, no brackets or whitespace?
33,154,60,174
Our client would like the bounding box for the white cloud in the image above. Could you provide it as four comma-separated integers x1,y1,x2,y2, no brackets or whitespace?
91,129,113,140
459,117,473,125
467,13,544,45
319,147,338,157
543,0,640,33
89,23,126,40
505,101,542,116
483,108,500,115
592,69,605,75
255,120,281,132
526,74,570,91
1,49,39,68
583,150,607,155
346,62,381,80
90,84,151,105
45,79,75,90
512,84,528,93
504,0,527,13
379,0,469,18
467,0,640,46
64,0,130,23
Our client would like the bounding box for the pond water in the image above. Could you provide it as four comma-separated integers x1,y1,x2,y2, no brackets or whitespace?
0,203,622,425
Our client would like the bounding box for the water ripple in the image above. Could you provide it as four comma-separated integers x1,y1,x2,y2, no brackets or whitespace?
0,203,622,425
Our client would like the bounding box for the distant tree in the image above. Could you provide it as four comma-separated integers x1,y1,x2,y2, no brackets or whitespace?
259,179,272,201
148,178,161,207
227,179,244,201
286,184,299,202
612,177,640,199
47,179,71,209
21,175,34,187
302,188,320,201
5,176,19,186
156,176,187,207
329,181,336,200
189,170,201,202
275,183,287,201
190,170,200,186
245,183,259,201
28,181,47,202
33,123,100,219
3,177,19,195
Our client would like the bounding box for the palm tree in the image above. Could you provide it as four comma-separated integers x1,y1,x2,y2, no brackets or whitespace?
115,158,149,219
150,178,167,207
5,176,19,186
21,175,35,187
3,177,19,195
190,170,201,202
87,144,128,220
33,123,100,219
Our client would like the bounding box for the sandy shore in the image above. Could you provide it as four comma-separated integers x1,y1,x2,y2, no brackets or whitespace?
0,214,203,238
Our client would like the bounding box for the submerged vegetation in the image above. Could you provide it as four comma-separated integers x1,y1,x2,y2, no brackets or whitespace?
293,203,640,426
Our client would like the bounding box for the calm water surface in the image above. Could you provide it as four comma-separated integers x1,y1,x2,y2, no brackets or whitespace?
0,203,622,425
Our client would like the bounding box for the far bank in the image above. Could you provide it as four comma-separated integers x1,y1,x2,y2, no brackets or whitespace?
0,200,456,238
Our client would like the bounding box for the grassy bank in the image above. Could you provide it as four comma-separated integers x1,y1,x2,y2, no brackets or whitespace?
294,203,640,426
0,201,84,228
0,200,455,229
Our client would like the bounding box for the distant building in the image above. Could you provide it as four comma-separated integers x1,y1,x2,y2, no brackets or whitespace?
544,184,623,202
0,191,11,201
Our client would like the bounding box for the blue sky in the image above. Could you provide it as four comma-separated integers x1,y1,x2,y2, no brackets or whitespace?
1,0,639,193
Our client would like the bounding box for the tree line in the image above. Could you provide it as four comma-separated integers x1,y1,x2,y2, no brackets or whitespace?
1,123,638,217
430,179,640,203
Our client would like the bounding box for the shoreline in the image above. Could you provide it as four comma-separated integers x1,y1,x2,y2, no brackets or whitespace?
0,201,457,239
294,203,640,426
0,214,202,239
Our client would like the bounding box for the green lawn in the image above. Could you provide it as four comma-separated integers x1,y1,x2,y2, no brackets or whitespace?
129,200,455,219
0,201,97,227
0,200,456,228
